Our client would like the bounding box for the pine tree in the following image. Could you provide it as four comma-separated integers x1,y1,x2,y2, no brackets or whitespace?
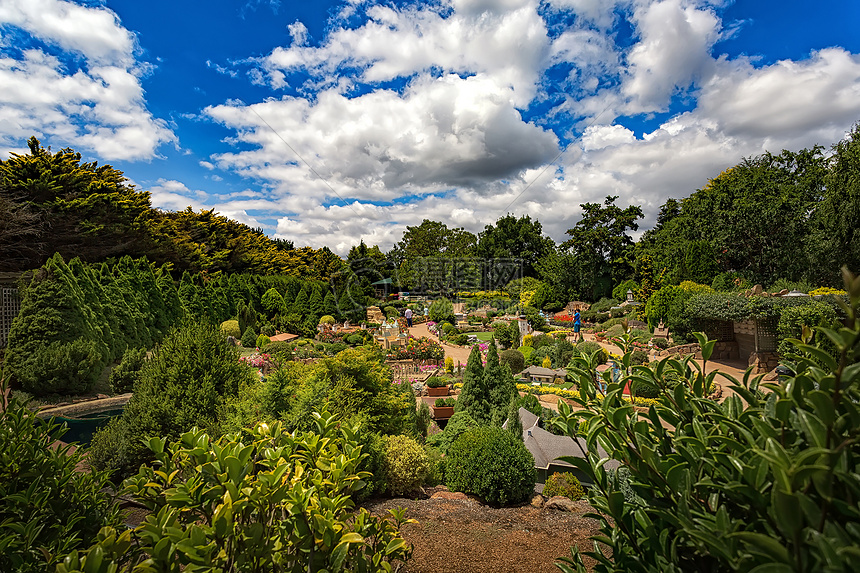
506,396,524,441
323,291,338,319
455,345,490,424
293,284,310,318
308,285,324,319
4,254,108,395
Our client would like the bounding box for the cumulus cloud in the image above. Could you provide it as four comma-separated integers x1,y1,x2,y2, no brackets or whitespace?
175,0,860,254
0,0,174,159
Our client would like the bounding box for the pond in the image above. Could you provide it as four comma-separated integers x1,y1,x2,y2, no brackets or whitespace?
54,408,124,446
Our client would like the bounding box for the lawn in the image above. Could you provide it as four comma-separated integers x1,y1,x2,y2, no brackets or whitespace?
474,332,494,342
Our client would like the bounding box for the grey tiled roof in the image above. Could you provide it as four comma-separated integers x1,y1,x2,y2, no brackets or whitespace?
520,409,620,472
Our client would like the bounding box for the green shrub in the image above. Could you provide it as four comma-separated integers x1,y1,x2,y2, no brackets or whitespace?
241,325,257,347
426,376,448,388
500,349,525,374
575,341,607,364
630,349,649,366
63,417,415,572
591,298,619,313
425,411,477,454
446,426,536,506
776,300,838,359
0,387,123,572
599,317,626,330
108,346,147,394
354,430,387,502
429,298,456,324
346,333,365,345
328,342,348,355
613,280,639,302
417,401,432,438
255,334,271,348
435,397,455,407
88,320,255,478
543,472,585,500
318,314,336,325
652,337,670,349
383,434,429,496
424,446,446,486
220,319,241,338
261,323,276,337
261,340,293,358
454,333,470,345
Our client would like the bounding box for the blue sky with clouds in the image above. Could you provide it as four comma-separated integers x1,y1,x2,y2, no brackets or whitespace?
2,0,859,255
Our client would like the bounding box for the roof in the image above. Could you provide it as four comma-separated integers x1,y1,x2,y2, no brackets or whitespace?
269,332,299,342
519,408,620,472
517,365,568,378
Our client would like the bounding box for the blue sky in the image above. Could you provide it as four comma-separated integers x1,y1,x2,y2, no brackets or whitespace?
2,0,859,255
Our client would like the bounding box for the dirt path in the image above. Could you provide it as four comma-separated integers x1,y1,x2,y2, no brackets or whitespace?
364,494,601,573
408,322,473,366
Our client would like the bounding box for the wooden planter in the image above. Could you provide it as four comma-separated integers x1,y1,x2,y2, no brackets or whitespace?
432,406,454,419
427,386,450,397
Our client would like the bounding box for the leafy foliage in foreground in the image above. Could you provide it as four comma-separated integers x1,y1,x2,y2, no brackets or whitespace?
58,413,415,573
0,385,121,572
555,268,860,572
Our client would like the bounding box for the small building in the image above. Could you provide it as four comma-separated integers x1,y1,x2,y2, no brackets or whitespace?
506,407,620,488
268,332,299,343
516,365,569,384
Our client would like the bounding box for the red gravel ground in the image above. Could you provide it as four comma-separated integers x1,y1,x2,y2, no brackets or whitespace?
363,492,603,573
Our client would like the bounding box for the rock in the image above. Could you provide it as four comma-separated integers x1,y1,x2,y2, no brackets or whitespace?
545,496,579,512
431,491,467,500
751,284,764,295
226,336,239,346
530,494,545,508
96,394,109,399
778,289,790,296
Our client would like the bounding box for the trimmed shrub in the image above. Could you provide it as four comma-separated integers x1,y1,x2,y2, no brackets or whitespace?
262,340,293,357
220,319,241,339
425,411,478,454
543,472,585,500
613,280,639,302
318,314,336,325
446,426,536,506
108,346,147,394
383,434,429,496
261,324,276,337
354,430,387,502
328,342,348,355
591,297,619,313
426,376,448,388
630,349,649,365
346,333,365,345
255,334,271,348
500,349,525,374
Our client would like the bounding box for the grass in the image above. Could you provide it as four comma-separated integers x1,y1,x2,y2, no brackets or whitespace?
474,332,494,342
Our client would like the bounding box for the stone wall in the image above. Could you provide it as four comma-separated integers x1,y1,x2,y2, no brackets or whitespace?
749,351,779,374
712,340,739,360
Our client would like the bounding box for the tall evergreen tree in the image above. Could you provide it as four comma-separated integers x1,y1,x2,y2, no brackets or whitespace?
293,284,310,318
455,345,490,424
323,290,338,319
506,397,524,441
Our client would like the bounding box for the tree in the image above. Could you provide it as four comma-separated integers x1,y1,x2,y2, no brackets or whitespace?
810,122,860,285
505,396,524,440
476,214,554,278
389,219,477,291
455,345,490,424
562,196,643,300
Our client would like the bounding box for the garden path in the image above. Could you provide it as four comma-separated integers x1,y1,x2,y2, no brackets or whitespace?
407,322,472,366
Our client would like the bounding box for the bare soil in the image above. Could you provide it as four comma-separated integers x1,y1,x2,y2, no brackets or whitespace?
363,491,602,573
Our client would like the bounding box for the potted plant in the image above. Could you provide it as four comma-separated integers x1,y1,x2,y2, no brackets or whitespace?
425,376,449,397
432,397,455,419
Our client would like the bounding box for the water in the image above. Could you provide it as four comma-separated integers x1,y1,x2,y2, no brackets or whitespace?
53,408,124,446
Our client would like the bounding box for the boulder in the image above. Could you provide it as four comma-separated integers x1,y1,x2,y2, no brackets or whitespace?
545,496,579,512
530,494,545,508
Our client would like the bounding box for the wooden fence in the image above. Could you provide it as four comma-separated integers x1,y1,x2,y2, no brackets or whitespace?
386,359,444,384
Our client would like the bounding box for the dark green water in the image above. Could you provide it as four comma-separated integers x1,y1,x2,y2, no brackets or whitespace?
54,408,124,446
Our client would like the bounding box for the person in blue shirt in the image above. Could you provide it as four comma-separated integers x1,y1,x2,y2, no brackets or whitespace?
573,309,582,342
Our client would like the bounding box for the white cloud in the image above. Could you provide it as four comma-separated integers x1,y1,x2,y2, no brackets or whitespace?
0,0,174,160
287,21,308,46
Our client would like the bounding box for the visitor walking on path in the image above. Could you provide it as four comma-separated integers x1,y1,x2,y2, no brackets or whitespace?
405,307,413,328
573,309,582,343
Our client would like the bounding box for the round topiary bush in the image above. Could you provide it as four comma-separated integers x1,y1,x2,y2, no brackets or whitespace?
318,315,336,325
346,333,365,345
543,472,585,500
255,334,271,349
220,320,241,339
383,434,429,496
261,341,292,359
445,426,536,506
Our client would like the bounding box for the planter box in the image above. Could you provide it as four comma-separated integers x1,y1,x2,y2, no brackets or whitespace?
433,406,454,419
427,386,450,397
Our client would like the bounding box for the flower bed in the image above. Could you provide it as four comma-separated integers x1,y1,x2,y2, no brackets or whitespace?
385,336,444,361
